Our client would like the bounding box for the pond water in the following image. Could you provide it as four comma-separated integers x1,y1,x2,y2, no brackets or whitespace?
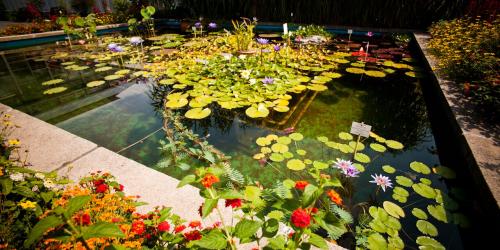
0,32,474,249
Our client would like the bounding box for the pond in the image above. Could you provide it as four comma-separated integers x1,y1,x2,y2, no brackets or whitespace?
0,30,473,249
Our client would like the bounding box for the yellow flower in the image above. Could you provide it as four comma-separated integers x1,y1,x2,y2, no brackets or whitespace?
19,200,37,209
8,139,20,146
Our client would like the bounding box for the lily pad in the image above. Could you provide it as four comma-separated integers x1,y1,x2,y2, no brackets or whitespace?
282,152,294,159
367,233,387,250
277,136,292,145
296,149,306,156
316,136,329,142
433,166,456,179
87,80,105,87
261,147,272,154
416,220,438,237
185,107,211,119
95,66,113,72
321,72,342,78
43,87,67,95
115,69,131,75
412,183,437,199
256,137,271,146
338,132,353,141
271,143,289,154
392,193,407,203
246,104,269,118
42,78,64,86
165,98,188,109
287,159,305,171
159,79,176,85
416,236,445,250
393,187,409,197
349,141,365,151
354,153,370,163
289,133,304,141
412,208,428,220
269,153,284,162
313,161,328,170
365,70,386,77
104,74,124,81
383,201,405,219
370,143,387,153
346,67,365,74
385,140,404,150
353,163,365,172
410,161,431,175
307,84,328,91
273,106,289,112
253,153,265,160
420,178,432,185
382,165,396,174
427,204,447,223
395,176,413,187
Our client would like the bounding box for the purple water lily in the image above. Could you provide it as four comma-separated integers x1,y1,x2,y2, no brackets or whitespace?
108,43,124,52
208,22,217,29
194,22,202,29
333,159,359,177
253,17,258,22
261,76,274,85
107,43,117,50
273,44,281,52
257,38,269,45
129,36,144,45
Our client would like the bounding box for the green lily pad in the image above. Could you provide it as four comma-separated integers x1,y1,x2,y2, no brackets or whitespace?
321,72,342,78
353,163,365,172
416,236,445,250
395,176,413,187
271,143,289,153
61,61,75,66
277,136,292,145
256,137,271,146
338,143,354,153
296,149,306,156
349,141,365,151
273,106,289,112
43,87,67,95
282,151,294,159
369,219,387,233
185,107,211,119
42,78,64,86
346,67,365,74
115,69,131,75
427,204,447,223
433,166,456,179
367,233,387,250
269,153,284,162
325,141,338,149
382,165,396,174
104,74,124,81
95,66,113,72
354,153,370,163
413,183,436,199
416,220,438,237
338,132,353,141
410,161,431,174
383,201,405,218
370,143,387,153
313,161,328,170
307,84,328,91
369,206,389,221
388,236,404,249
412,208,428,220
392,193,408,203
420,178,432,185
165,98,188,109
287,159,305,171
289,133,304,141
159,79,176,85
365,70,386,77
87,80,105,87
385,216,402,230
245,104,269,118
385,140,404,150
393,187,409,197
317,136,329,142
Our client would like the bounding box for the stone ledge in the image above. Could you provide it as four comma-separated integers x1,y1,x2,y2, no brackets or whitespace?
413,33,500,210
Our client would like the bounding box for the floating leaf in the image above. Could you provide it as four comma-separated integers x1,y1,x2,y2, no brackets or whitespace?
86,80,105,88
115,69,131,75
420,178,432,185
159,79,176,85
296,149,306,156
338,132,353,141
277,136,292,145
393,187,409,197
316,136,329,142
289,133,304,141
353,163,365,172
185,107,211,119
385,140,404,150
287,159,305,171
273,106,289,112
104,74,124,81
282,152,293,159
416,220,438,237
392,193,407,203
313,161,328,170
338,143,354,153
416,236,445,250
382,165,396,174
256,137,271,146
427,204,447,223
383,201,405,218
61,61,75,66
349,141,365,151
433,166,456,179
346,67,365,74
385,216,401,230
395,176,413,187
365,70,386,77
412,208,428,220
367,233,387,250
354,153,370,163
245,104,269,118
43,87,67,95
413,183,436,199
410,161,431,175
95,66,113,72
253,153,265,160
271,143,289,154
307,84,328,91
165,98,188,109
261,147,272,154
41,79,64,86
322,72,342,78
269,153,284,162
370,143,387,153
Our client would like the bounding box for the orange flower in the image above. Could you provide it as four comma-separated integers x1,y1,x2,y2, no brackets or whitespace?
294,181,309,190
201,173,219,188
326,189,343,205
189,220,202,228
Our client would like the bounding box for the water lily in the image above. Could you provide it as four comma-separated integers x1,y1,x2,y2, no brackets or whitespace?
129,36,144,45
253,17,258,22
257,38,269,45
107,43,117,50
221,53,233,60
333,159,359,177
108,43,124,52
194,22,202,29
208,22,217,29
274,44,281,52
195,58,208,65
249,78,257,85
261,77,274,85
369,174,393,192
367,31,373,37
240,69,251,79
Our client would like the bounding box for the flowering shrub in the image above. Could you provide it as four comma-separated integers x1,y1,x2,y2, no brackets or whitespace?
428,16,500,116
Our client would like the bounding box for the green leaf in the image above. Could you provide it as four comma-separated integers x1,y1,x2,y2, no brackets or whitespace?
395,175,413,187
416,236,445,250
412,208,428,220
388,235,404,249
262,219,279,238
65,195,91,218
24,216,64,247
289,132,304,141
219,190,244,199
382,165,396,174
244,186,261,201
367,233,387,250
267,210,284,220
308,232,328,249
412,183,436,199
270,153,284,162
287,159,306,171
369,219,387,233
302,184,320,207
383,201,405,218
193,230,227,249
40,191,54,203
370,143,387,153
313,161,328,170
385,217,401,231
393,187,409,197
14,186,36,198
266,235,286,249
369,206,388,221
0,178,13,195
82,222,125,239
433,166,456,179
202,198,218,218
416,220,438,237
410,161,431,174
177,174,196,188
234,219,262,239
385,140,404,150
338,132,353,141
354,153,370,163
427,204,448,223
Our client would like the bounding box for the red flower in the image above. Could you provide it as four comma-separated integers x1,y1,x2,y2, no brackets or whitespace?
145,233,151,239
131,220,145,235
174,224,186,233
93,179,104,186
184,230,202,241
225,199,242,208
291,208,311,228
158,221,170,232
189,221,201,228
74,213,91,226
326,189,343,206
111,217,121,223
115,184,124,191
294,181,309,190
201,173,219,188
95,184,108,193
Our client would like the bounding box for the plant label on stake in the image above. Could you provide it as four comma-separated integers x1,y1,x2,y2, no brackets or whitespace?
283,23,288,35
347,29,353,49
350,121,371,160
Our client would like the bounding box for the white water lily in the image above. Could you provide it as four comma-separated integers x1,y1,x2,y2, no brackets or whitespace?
35,173,45,179
10,173,24,182
221,53,233,60
43,180,56,189
240,69,251,79
238,54,247,60
249,78,257,85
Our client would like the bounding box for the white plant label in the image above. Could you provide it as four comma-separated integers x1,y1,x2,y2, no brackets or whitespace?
348,29,353,34
283,23,288,35
350,121,371,138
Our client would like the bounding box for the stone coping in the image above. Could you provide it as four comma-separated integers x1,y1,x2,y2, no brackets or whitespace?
0,102,342,249
0,23,128,42
413,33,500,210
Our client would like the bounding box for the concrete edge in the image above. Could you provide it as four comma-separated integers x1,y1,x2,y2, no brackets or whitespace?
413,32,500,211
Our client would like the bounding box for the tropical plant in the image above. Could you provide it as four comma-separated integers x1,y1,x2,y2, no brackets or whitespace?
228,17,257,52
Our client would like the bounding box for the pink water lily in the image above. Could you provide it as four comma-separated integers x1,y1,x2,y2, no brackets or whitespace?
369,174,393,192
